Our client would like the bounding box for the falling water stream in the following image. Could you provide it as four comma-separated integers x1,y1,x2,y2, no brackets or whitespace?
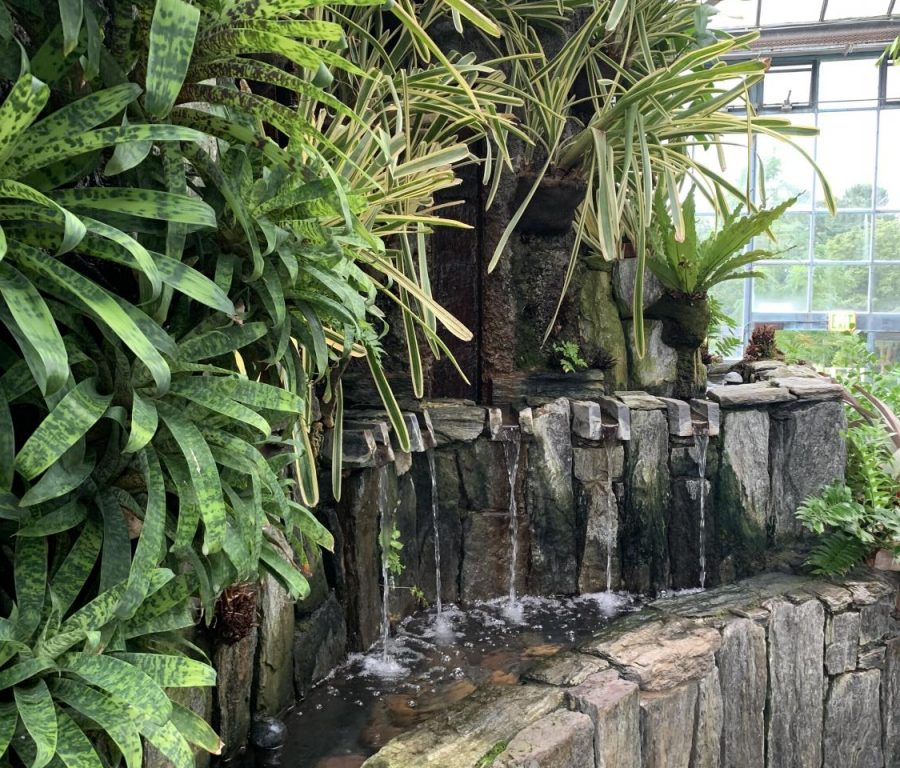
379,504,392,664
696,430,710,589
426,449,443,618
502,435,522,621
603,445,617,593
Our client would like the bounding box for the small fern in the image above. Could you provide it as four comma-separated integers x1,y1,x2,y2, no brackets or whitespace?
806,531,872,576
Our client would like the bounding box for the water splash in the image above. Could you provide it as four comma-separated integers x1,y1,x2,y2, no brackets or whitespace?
502,436,522,618
696,431,710,588
603,444,618,592
426,449,443,619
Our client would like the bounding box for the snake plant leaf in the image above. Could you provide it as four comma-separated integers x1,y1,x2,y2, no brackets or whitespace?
0,387,13,491
141,720,193,768
17,502,87,535
160,451,200,556
260,540,310,600
56,709,104,768
14,536,47,641
124,393,158,454
169,378,271,436
0,701,16,758
229,379,306,413
19,447,94,507
127,574,194,627
114,653,216,688
178,322,268,362
13,681,56,768
169,702,222,755
82,218,162,300
0,180,86,254
14,379,111,481
62,654,172,726
158,403,226,555
124,601,194,639
0,262,68,396
145,0,201,119
13,246,171,394
0,70,50,167
49,517,102,617
57,0,83,55
153,252,235,315
118,447,166,619
51,189,216,228
50,680,143,768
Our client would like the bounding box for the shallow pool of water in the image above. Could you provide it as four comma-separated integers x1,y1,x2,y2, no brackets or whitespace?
278,593,637,768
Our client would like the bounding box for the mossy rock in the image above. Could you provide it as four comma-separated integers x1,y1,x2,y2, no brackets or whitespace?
645,293,710,350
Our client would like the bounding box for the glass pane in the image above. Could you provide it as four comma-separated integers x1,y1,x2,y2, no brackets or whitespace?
814,213,871,261
759,0,822,25
872,266,900,311
888,65,900,101
824,0,890,19
710,278,745,324
690,137,751,213
816,111,877,206
753,264,809,312
874,213,900,260
757,116,817,209
758,212,811,259
874,337,900,366
763,66,813,107
695,214,716,241
708,0,759,28
818,59,880,108
877,111,900,209
811,265,869,310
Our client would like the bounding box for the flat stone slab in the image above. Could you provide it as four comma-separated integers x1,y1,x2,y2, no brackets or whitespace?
614,391,667,411
586,617,721,692
754,363,821,381
769,376,844,400
421,402,487,446
361,685,563,768
523,652,609,688
707,383,796,408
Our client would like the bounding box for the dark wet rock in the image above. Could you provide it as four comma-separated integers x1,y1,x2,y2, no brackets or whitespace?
823,670,884,768
859,597,895,646
765,598,825,768
461,510,527,603
621,408,671,592
825,612,860,675
574,443,623,592
707,383,795,408
883,638,900,765
215,627,258,757
293,594,347,698
586,617,721,692
495,709,595,768
389,471,421,618
668,477,710,590
523,652,609,688
670,436,720,479
640,683,698,768
457,438,511,511
566,669,641,768
714,409,769,580
250,716,287,750
691,667,723,768
717,619,766,768
768,400,846,540
613,257,664,319
525,398,577,594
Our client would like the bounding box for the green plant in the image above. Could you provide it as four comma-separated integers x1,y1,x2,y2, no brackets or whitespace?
553,341,588,374
649,191,798,297
743,324,781,361
382,522,405,578
706,295,741,361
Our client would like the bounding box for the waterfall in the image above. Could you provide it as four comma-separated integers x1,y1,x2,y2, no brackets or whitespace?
502,436,521,614
697,431,710,589
603,445,617,593
379,502,392,663
426,449,443,617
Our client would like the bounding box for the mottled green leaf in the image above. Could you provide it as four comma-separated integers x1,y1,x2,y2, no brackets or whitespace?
179,322,267,362
62,654,171,726
170,702,222,754
51,679,142,768
17,501,87,535
58,0,83,55
145,0,200,119
123,392,158,454
0,659,54,691
14,536,47,641
0,260,68,394
154,252,234,314
14,379,111,481
0,71,49,166
50,517,102,617
55,709,102,768
0,701,16,758
96,489,131,593
158,404,225,555
14,245,171,393
169,378,270,436
59,582,127,635
82,217,162,299
113,653,215,688
20,450,95,507
141,720,192,768
0,179,86,254
118,447,166,619
51,188,215,228
0,387,12,491
14,681,56,768
260,541,309,601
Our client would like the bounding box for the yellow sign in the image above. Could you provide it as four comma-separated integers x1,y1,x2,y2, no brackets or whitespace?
827,311,857,332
